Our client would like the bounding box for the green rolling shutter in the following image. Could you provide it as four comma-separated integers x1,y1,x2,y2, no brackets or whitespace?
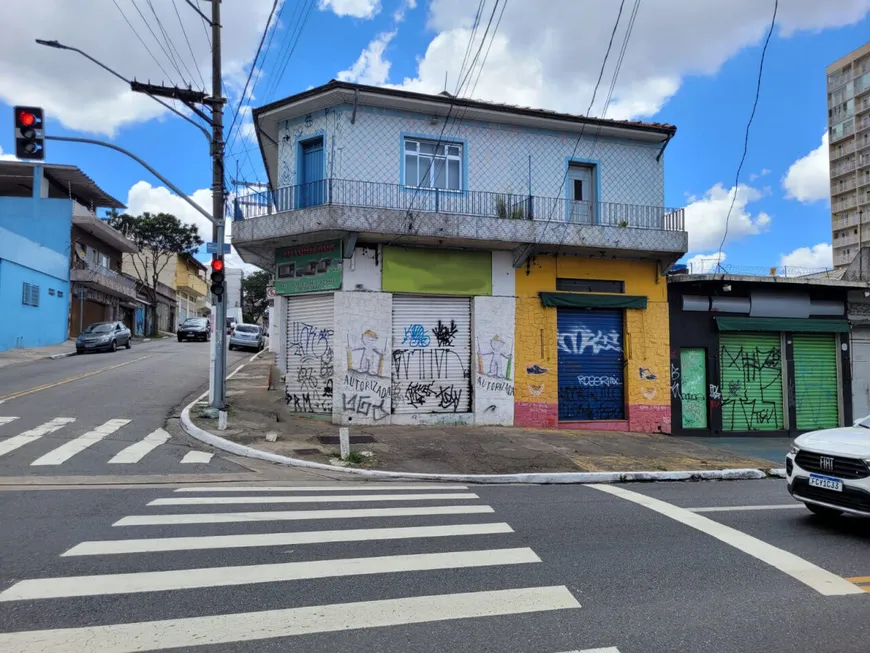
793,333,840,430
719,333,784,431
680,348,707,429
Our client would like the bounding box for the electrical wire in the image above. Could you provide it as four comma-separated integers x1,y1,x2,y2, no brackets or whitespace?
130,0,183,84
262,0,317,105
195,0,212,49
114,0,175,83
172,0,207,89
454,0,486,95
146,0,198,87
225,0,280,152
715,0,778,269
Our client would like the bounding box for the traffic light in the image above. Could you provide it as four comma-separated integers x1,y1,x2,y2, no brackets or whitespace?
14,106,44,160
210,257,225,302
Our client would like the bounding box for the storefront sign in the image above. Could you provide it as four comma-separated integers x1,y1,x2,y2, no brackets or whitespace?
274,240,342,295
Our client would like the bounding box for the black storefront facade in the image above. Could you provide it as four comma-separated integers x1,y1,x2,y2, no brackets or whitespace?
668,274,856,438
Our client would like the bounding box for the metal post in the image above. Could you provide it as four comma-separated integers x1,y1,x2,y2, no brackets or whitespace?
210,0,228,410
78,287,84,335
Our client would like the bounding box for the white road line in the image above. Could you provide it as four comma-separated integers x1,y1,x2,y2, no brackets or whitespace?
148,492,480,506
114,504,496,526
0,586,579,653
173,484,469,492
30,419,130,466
180,451,213,464
0,417,19,427
108,429,171,464
687,504,805,513
591,484,864,597
2,548,541,600
555,649,621,653
62,522,513,556
0,418,75,458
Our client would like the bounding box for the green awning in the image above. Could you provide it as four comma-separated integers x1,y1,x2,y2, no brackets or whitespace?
539,292,647,309
715,317,850,333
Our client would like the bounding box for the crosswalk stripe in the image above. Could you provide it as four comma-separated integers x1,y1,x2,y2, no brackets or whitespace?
148,492,480,506
31,419,130,466
0,418,75,458
113,504,496,526
62,522,514,556
1,547,541,600
108,429,171,464
0,416,19,426
174,484,470,492
180,451,213,463
0,585,580,652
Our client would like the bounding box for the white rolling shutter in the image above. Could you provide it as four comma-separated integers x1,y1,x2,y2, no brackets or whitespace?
391,295,472,414
285,294,335,415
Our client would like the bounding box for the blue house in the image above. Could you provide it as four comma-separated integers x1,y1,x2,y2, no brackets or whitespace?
0,162,126,352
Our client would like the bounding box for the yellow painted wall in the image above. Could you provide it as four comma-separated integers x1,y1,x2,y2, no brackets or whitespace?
514,255,671,420
175,257,207,297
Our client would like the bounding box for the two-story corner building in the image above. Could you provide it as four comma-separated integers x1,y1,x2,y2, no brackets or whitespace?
0,161,126,352
70,206,139,338
175,254,208,323
233,81,687,431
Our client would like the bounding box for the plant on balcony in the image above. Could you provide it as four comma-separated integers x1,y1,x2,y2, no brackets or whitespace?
495,194,527,220
108,211,203,337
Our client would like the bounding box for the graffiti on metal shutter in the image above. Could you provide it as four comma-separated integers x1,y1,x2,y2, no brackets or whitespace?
286,318,334,414
557,309,625,421
679,349,707,429
792,333,839,430
719,334,784,431
342,328,390,422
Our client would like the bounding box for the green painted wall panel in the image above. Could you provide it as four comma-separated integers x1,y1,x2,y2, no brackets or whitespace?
719,333,784,431
680,348,707,429
382,247,492,296
793,333,840,430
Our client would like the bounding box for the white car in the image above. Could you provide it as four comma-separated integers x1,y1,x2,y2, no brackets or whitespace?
786,417,870,518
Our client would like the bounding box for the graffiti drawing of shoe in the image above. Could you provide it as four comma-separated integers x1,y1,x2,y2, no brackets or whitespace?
526,364,549,375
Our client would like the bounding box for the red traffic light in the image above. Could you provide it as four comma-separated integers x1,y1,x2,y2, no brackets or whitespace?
18,111,36,127
211,258,224,272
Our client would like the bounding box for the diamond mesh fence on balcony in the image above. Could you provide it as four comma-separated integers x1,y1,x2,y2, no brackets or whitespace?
234,179,684,233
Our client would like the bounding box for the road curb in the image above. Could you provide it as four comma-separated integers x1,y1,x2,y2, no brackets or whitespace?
180,382,774,484
768,468,787,478
48,352,77,360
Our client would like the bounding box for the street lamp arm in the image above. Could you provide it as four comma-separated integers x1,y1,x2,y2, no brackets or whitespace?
34,39,211,143
45,135,218,226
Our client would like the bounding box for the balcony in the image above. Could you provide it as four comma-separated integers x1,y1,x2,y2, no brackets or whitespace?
176,272,206,297
72,205,138,254
70,260,138,301
232,179,687,266
831,162,856,178
833,214,859,230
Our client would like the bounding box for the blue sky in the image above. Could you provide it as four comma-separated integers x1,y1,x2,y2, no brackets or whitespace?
0,0,867,273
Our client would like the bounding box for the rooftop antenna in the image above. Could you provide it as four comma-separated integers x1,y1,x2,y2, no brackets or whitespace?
443,70,448,93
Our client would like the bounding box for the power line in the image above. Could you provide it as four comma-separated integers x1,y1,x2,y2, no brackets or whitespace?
195,0,212,49
130,0,183,84
262,0,316,105
454,0,486,95
172,0,206,89
225,0,280,150
146,0,198,86
546,0,626,224
113,0,175,83
715,0,778,267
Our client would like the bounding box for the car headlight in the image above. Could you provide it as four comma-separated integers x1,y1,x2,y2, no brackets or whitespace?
789,443,800,456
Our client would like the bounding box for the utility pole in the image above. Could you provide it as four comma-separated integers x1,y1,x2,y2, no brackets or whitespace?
210,0,228,409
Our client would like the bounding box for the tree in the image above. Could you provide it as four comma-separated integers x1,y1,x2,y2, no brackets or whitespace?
108,212,203,336
242,270,271,325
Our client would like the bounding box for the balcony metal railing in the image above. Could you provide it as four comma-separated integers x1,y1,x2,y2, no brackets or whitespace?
72,259,138,295
235,179,685,232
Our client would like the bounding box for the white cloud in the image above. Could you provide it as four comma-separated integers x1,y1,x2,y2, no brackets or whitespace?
394,0,418,23
337,31,396,85
355,0,870,120
779,243,833,270
684,182,771,251
124,181,262,273
782,132,830,203
318,0,381,19
748,168,771,182
685,251,727,273
0,145,18,161
0,1,280,136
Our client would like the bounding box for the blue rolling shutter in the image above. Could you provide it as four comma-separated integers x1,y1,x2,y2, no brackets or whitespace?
299,138,324,208
557,308,625,421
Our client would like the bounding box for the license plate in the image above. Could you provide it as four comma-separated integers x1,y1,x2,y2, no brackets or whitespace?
809,473,843,492
84,343,96,348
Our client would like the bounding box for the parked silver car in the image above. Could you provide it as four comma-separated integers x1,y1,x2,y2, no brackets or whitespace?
76,321,132,354
228,323,264,351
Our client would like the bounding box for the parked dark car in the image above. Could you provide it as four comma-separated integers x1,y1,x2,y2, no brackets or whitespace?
76,321,132,354
178,317,211,342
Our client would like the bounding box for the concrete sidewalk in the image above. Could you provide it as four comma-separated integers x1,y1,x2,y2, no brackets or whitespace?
189,354,774,475
0,340,78,369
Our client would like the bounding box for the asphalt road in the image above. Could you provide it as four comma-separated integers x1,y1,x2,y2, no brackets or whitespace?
0,479,867,652
0,338,253,478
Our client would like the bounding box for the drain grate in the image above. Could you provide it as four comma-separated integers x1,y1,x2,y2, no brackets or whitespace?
317,435,376,445
292,448,322,455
